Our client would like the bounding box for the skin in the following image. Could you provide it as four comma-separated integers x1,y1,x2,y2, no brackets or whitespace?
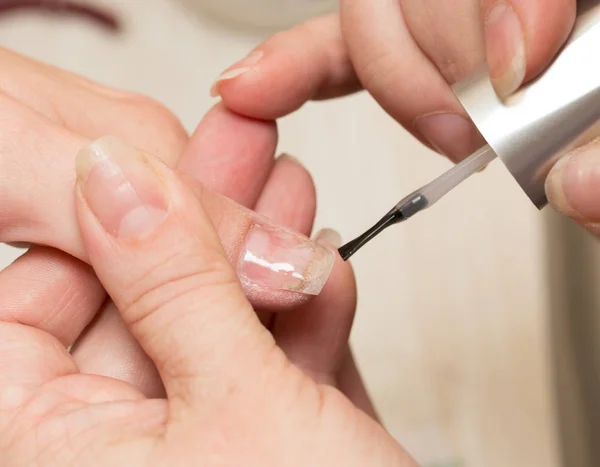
0,137,416,466
2,0,598,462
213,0,600,237
0,46,380,463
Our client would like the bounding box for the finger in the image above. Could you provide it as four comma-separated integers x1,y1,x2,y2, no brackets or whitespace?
212,14,362,120
73,156,320,396
254,154,316,237
72,106,279,392
71,303,164,398
215,5,482,162
481,0,576,97
253,154,317,326
71,106,278,390
0,246,105,347
273,230,357,383
179,103,277,206
340,0,486,163
0,322,77,402
399,0,486,86
342,0,575,160
0,101,329,309
73,137,335,404
545,140,600,236
399,0,575,98
336,346,380,421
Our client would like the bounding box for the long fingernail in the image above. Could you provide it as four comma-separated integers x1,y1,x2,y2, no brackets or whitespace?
314,228,342,248
210,50,264,98
484,1,526,98
546,145,600,221
238,224,336,296
414,113,485,163
75,136,168,239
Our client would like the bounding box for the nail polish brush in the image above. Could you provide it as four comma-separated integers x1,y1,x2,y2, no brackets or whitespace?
339,0,600,261
339,145,496,260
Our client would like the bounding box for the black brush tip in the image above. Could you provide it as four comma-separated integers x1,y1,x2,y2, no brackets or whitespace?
338,209,405,261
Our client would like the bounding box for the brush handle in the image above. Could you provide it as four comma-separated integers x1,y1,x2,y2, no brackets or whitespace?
398,145,497,210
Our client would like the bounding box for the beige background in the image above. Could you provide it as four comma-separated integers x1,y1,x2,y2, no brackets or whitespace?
0,1,560,465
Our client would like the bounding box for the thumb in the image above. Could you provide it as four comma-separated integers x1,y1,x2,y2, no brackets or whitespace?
73,137,290,408
545,140,600,236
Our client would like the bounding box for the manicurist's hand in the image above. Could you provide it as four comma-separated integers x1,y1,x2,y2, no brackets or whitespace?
211,1,575,163
214,1,600,235
0,138,413,467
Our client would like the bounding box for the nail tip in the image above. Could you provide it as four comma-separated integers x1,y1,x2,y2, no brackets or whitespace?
314,228,342,249
209,49,263,97
301,244,337,296
277,153,301,165
492,77,522,100
209,79,221,98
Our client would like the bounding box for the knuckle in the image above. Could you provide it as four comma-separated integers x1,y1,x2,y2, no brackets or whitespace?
122,94,182,129
116,93,188,154
360,50,397,91
121,251,238,330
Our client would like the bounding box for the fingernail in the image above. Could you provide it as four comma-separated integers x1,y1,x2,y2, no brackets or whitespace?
238,224,336,296
313,228,342,248
210,50,264,98
75,136,168,239
546,145,600,221
277,153,301,164
484,1,526,98
414,113,485,163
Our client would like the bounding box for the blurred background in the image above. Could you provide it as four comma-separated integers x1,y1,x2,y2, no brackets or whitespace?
0,1,596,466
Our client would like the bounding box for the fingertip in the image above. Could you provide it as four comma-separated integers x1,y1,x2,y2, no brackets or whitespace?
546,141,600,224
216,14,360,120
210,50,265,99
483,0,576,97
484,1,527,97
181,103,277,206
517,0,576,79
216,48,315,119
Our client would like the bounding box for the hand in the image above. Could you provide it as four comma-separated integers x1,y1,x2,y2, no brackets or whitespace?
212,1,600,237
0,138,409,466
209,0,600,238
210,1,575,163
0,48,372,407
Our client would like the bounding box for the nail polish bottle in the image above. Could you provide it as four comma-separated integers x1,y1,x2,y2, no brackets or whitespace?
452,0,600,209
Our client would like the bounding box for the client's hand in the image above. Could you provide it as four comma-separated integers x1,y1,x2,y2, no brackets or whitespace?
0,48,372,411
0,139,413,466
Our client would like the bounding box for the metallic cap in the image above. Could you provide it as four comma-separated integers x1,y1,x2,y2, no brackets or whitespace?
452,0,600,209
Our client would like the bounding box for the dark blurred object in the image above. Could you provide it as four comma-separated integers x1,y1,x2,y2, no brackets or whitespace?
0,0,120,31
547,209,600,467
